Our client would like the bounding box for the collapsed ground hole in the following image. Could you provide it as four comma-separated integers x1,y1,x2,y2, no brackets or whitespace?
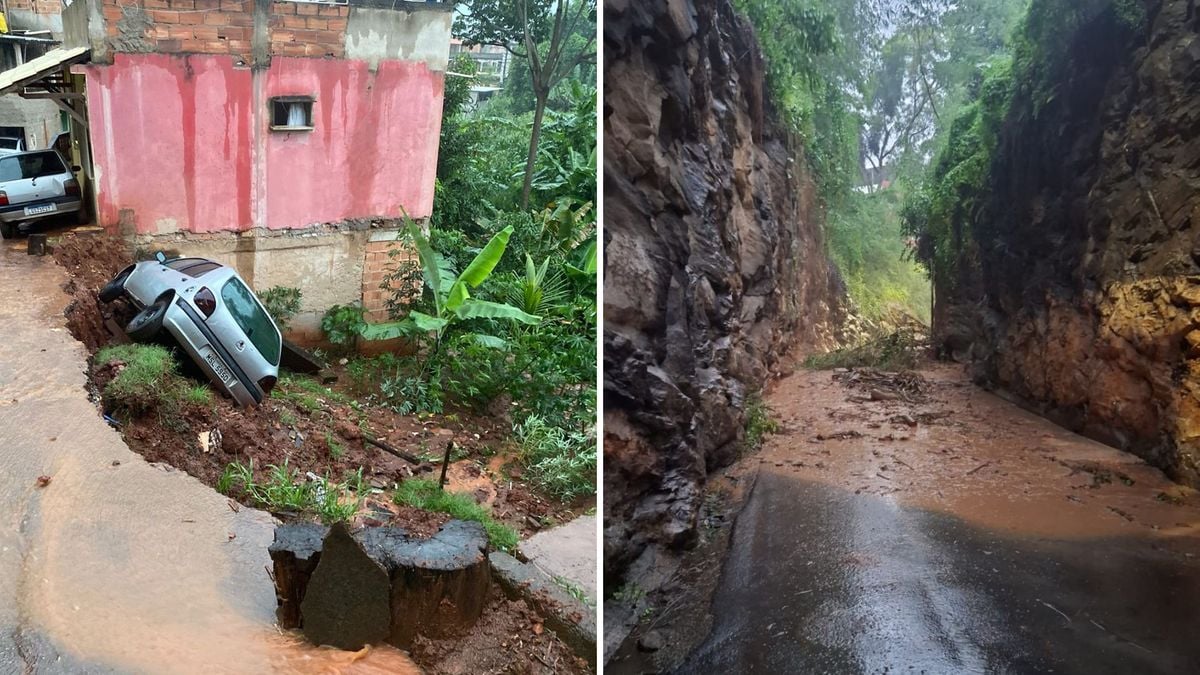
50,230,593,673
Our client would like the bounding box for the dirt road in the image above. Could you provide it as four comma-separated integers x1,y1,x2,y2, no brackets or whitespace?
675,364,1200,673
0,241,418,673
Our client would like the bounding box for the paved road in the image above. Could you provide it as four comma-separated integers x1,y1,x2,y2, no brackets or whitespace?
0,240,415,673
675,367,1200,674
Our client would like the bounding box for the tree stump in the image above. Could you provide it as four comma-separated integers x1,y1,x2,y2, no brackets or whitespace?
269,520,491,649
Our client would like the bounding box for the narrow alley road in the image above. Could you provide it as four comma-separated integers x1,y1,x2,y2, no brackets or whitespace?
0,241,417,673
678,365,1200,674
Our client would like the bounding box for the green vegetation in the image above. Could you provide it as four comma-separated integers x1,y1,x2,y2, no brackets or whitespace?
218,459,360,524
321,304,367,350
319,36,597,508
743,397,781,452
899,0,1142,288
256,286,302,331
455,1,596,208
729,0,1036,324
553,576,594,606
94,344,213,416
804,330,924,371
514,415,595,501
394,479,519,551
324,431,345,460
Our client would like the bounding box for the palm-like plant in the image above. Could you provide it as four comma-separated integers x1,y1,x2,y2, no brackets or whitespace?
362,220,540,350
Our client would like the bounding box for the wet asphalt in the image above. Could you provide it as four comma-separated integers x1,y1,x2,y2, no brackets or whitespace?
674,466,1200,674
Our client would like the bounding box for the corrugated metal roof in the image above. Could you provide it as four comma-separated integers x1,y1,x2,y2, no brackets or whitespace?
0,46,90,96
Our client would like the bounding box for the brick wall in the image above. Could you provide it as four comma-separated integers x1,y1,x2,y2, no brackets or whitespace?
98,0,347,61
7,0,61,15
101,0,256,61
361,238,420,323
269,1,347,59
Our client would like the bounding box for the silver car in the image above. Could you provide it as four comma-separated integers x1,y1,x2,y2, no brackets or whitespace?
0,149,85,238
99,254,281,406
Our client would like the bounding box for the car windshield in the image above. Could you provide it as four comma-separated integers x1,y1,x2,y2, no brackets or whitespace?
0,152,65,181
0,138,20,150
220,278,281,366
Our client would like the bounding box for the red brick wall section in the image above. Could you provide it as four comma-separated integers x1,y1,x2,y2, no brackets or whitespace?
362,239,420,324
269,1,347,59
7,0,60,15
99,0,347,61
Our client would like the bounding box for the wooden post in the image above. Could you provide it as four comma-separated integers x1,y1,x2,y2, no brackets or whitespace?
438,441,452,490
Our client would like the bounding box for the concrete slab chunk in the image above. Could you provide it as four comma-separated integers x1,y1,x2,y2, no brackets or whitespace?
300,523,391,650
518,515,597,603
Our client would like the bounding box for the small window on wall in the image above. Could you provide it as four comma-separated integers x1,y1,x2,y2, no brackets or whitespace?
270,96,315,131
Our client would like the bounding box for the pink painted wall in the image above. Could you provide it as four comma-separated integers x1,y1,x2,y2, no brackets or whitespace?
84,53,443,235
264,58,443,230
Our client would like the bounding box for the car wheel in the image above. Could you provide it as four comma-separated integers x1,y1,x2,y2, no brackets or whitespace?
99,265,134,303
126,294,171,341
0,221,14,239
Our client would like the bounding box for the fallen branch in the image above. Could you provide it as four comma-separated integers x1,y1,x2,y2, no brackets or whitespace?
966,461,992,476
363,436,421,464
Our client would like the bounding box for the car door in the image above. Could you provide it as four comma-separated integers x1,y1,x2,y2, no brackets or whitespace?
0,152,67,208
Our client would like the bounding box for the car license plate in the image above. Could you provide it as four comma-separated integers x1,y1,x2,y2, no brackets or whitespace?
201,347,236,387
24,203,56,216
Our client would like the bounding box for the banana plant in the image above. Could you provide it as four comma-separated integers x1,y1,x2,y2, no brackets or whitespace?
361,221,540,348
508,253,569,317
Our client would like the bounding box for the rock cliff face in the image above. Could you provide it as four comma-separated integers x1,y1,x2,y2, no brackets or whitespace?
939,0,1200,484
603,0,845,585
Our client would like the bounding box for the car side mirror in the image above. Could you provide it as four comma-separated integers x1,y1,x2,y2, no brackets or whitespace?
155,252,167,263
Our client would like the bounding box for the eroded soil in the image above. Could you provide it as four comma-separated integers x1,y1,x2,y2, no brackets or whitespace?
47,230,592,672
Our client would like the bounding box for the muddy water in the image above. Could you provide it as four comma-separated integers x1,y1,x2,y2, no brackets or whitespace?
767,365,1200,539
0,240,420,673
665,365,1200,673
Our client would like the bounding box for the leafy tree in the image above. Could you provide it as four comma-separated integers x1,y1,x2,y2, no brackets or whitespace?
456,0,597,209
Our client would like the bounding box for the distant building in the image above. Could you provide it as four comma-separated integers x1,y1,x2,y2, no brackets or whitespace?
0,0,69,151
449,37,511,106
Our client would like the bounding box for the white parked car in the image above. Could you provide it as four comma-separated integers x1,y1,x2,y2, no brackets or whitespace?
0,150,84,238
0,136,26,155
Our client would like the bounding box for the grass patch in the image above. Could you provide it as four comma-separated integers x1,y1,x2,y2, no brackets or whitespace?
184,384,213,406
218,459,360,524
275,373,351,414
743,397,780,452
95,344,211,415
513,415,596,502
394,479,519,551
325,431,345,459
804,330,924,371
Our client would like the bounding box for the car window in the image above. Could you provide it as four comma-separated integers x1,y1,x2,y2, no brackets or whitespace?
220,278,280,366
0,152,66,181
0,139,19,150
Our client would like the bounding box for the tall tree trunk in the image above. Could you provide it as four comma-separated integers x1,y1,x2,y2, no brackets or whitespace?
520,89,549,210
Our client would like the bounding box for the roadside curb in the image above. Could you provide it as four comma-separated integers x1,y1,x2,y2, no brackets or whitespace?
489,551,597,668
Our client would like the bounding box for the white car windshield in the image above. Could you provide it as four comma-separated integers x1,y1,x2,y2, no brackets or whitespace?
0,152,65,181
